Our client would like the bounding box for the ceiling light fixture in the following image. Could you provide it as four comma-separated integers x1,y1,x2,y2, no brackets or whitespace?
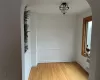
59,2,69,15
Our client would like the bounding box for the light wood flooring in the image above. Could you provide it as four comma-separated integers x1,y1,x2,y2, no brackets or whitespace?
28,62,89,80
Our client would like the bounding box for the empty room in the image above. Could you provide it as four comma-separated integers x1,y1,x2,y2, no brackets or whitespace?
24,0,92,80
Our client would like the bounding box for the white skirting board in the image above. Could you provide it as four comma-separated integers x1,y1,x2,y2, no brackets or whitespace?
76,61,89,73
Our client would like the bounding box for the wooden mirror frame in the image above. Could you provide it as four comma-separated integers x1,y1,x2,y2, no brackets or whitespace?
82,16,92,56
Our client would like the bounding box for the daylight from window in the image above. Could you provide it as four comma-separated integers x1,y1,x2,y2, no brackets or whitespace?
87,21,92,49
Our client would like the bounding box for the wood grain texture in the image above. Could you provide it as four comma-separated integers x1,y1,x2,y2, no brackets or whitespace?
28,62,89,80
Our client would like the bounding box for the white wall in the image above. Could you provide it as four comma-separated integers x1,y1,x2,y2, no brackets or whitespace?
30,14,77,63
21,4,25,80
30,13,38,66
75,9,92,72
25,17,32,80
25,50,31,80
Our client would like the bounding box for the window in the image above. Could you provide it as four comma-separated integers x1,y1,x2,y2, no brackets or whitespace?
82,16,92,57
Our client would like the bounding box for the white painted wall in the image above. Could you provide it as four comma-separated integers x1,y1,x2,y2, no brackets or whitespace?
30,14,77,63
30,13,38,66
37,14,77,63
25,50,31,80
75,9,92,72
21,4,25,80
25,17,32,80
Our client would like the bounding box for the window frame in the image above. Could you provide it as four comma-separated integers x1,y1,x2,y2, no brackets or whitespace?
82,16,92,56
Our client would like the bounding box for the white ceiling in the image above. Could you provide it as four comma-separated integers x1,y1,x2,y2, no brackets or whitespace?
28,0,91,14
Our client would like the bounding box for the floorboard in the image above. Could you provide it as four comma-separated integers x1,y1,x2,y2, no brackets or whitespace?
28,62,89,80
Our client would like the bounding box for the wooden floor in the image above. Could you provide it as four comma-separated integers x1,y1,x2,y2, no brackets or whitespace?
28,62,89,80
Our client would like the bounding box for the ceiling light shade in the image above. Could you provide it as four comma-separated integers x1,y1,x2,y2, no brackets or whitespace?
59,2,69,15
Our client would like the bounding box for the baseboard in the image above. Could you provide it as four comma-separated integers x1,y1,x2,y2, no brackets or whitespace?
31,62,38,68
75,61,89,74
31,64,37,68
38,60,75,63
